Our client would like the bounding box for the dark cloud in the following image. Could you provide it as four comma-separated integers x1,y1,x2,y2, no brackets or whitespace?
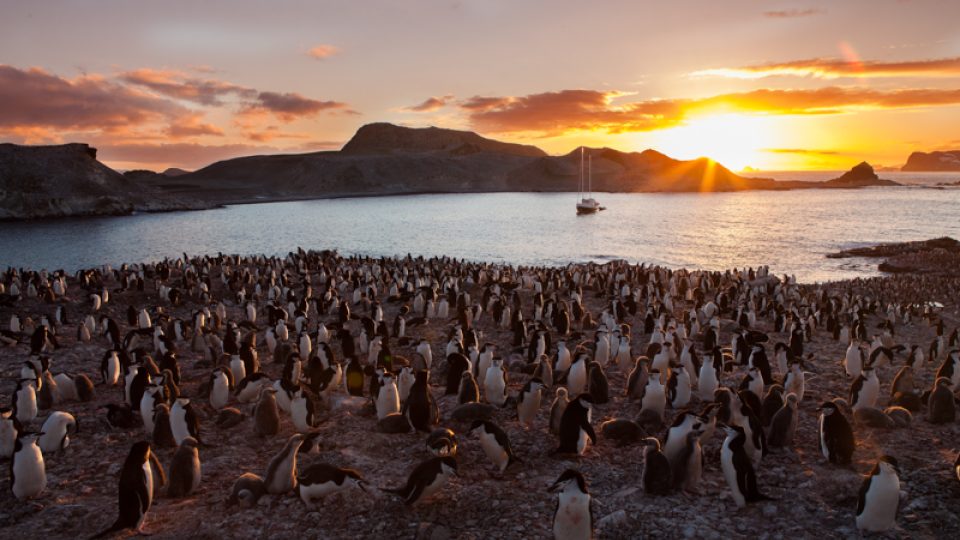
405,95,453,112
242,91,354,122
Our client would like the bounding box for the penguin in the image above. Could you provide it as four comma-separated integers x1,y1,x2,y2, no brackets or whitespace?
376,373,402,420
345,356,365,396
586,361,609,405
152,403,177,448
667,366,692,409
235,372,271,403
140,384,162,435
642,437,673,496
672,427,704,493
567,352,589,397
383,456,457,505
170,398,200,446
425,428,458,457
928,377,956,424
127,367,151,410
445,353,471,396
849,367,879,411
106,403,139,430
625,357,649,400
663,412,703,469
760,385,785,427
697,350,721,402
397,366,416,404
39,411,78,454
10,432,46,500
483,358,508,407
556,393,596,455
720,425,772,508
549,469,593,540
935,350,960,389
254,386,281,436
819,400,855,465
101,350,121,386
53,372,94,402
12,379,38,425
404,369,439,432
783,361,806,402
549,387,570,435
638,371,667,426
227,472,267,508
290,389,318,432
264,433,305,494
471,420,519,473
91,441,165,538
766,393,799,448
517,378,544,427
458,371,480,404
297,463,366,507
209,367,234,410
166,436,201,498
0,408,20,459
856,456,901,532
738,366,764,402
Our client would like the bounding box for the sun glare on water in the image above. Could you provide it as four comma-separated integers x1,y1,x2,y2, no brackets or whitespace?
643,113,777,171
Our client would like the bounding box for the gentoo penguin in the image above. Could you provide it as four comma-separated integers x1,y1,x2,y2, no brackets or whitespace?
667,367,692,409
845,342,865,379
549,387,570,435
738,366,764,402
426,428,458,457
458,371,480,404
517,378,544,427
766,393,799,448
697,350,721,402
383,456,457,505
10,432,46,500
92,441,165,538
849,367,879,411
12,379,38,424
928,377,956,424
819,400,855,465
483,358,508,407
642,437,673,495
166,436,201,498
140,384,162,435
0,408,19,459
101,350,121,386
227,472,267,508
720,425,772,508
209,367,234,410
556,393,596,455
549,469,593,540
39,411,78,453
264,434,305,494
170,398,200,446
783,361,806,402
297,463,366,507
404,370,439,432
236,372,271,403
467,420,516,474
376,373,401,420
856,456,901,532
663,412,702,469
638,371,667,426
567,352,589,397
254,386,281,436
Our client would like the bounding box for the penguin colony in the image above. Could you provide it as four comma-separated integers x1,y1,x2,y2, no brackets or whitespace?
0,250,958,538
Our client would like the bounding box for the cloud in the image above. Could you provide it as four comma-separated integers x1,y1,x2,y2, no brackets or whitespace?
405,95,454,112
692,56,960,79
0,64,183,130
240,91,355,122
165,113,225,138
307,44,340,60
763,8,822,18
463,87,960,136
120,68,256,105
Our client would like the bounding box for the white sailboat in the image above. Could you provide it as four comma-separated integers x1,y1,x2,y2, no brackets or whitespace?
576,146,603,215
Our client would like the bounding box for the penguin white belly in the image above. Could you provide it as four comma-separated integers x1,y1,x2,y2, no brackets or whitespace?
211,379,230,409
291,399,311,431
672,379,691,408
698,367,718,401
484,371,506,406
16,390,37,423
171,408,190,445
576,427,591,455
720,443,746,508
53,374,78,401
141,393,157,434
518,394,540,425
641,386,665,418
818,415,830,460
479,431,509,471
554,491,591,540
12,445,45,499
568,364,586,396
376,386,401,419
230,359,246,384
299,481,341,505
143,462,154,509
857,474,899,531
419,470,450,502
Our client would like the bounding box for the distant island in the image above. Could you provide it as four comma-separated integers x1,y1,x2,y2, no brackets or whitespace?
901,150,960,172
1,123,903,220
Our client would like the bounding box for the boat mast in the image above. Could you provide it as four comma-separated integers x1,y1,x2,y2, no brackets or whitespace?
579,146,584,200
588,153,592,198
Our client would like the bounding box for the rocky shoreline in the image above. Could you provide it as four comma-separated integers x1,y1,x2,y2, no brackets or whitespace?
827,237,960,278
0,249,958,539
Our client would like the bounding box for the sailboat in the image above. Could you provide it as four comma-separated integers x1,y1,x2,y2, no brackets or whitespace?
576,147,603,215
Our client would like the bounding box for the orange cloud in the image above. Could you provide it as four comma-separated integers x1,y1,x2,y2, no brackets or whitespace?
165,113,225,139
463,87,960,135
307,44,340,60
405,95,453,112
693,56,960,79
239,91,355,122
120,68,256,105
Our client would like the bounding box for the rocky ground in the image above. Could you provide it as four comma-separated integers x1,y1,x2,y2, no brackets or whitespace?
0,251,959,539
827,237,960,278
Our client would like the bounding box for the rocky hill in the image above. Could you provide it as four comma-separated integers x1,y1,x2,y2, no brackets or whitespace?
820,162,900,188
0,143,210,220
902,150,960,171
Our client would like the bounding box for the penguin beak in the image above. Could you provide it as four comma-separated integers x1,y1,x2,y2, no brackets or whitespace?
548,481,561,493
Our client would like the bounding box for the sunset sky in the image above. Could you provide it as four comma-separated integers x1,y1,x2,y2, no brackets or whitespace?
3,0,960,171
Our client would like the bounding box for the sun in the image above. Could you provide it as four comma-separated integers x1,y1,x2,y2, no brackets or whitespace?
641,113,776,171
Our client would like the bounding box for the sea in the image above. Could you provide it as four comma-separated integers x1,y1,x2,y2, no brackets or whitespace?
2,171,958,284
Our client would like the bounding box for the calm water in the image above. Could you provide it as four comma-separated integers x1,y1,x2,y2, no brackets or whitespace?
2,182,959,283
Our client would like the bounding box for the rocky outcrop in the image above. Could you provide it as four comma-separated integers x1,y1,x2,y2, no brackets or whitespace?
0,143,211,220
826,237,960,277
340,122,545,157
902,150,960,172
821,162,900,188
